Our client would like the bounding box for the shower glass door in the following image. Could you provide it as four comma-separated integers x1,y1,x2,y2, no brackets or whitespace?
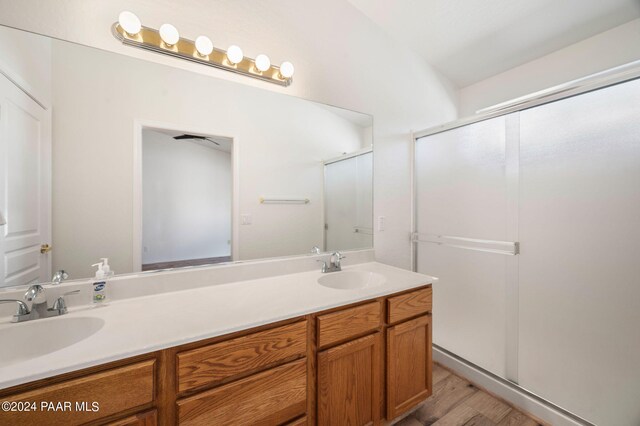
324,151,373,252
414,76,640,425
414,115,519,379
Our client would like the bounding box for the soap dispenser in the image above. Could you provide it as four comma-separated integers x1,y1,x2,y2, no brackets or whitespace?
91,260,109,305
101,258,114,277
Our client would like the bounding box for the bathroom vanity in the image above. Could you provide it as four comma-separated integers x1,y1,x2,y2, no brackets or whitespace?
0,261,434,426
0,19,432,426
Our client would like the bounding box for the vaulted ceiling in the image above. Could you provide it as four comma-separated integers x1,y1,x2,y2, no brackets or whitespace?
347,0,640,87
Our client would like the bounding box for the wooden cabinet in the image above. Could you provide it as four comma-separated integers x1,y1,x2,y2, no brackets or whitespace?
177,358,307,426
107,410,157,426
285,416,308,426
0,284,432,426
0,360,155,426
317,333,381,426
317,301,381,349
386,315,432,419
387,287,432,324
177,320,307,393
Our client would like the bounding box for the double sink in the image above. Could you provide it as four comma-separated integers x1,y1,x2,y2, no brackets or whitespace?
0,269,387,370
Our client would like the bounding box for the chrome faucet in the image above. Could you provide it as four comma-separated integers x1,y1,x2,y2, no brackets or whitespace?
0,285,79,323
52,270,69,285
317,251,346,273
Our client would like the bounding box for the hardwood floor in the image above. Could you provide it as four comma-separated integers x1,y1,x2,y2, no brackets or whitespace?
395,363,542,426
142,256,231,271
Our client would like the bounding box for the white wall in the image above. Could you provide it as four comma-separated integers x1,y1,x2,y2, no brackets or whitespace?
459,18,640,116
142,130,231,264
0,25,51,107
0,0,459,271
51,39,368,277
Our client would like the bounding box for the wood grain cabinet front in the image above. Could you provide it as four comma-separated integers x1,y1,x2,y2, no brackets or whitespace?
317,301,381,349
176,320,307,394
176,358,307,426
317,333,381,426
387,287,432,325
106,410,157,426
386,315,432,420
0,360,155,426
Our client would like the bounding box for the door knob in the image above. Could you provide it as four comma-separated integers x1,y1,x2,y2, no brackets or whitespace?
40,244,52,254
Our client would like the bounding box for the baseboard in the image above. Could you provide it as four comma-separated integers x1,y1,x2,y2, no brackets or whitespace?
433,345,594,426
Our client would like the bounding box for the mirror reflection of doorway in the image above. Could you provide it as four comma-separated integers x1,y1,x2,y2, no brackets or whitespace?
141,128,232,271
324,149,373,252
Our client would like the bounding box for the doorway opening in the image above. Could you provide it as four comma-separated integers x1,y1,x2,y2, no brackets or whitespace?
141,127,233,271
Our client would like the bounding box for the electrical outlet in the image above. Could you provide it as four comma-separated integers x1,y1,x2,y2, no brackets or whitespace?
241,214,252,225
378,216,385,231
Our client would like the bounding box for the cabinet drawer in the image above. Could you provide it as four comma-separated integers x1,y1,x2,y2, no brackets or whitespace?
1,360,155,426
107,410,157,426
285,416,307,426
177,358,307,426
177,320,306,393
387,287,432,324
317,301,381,349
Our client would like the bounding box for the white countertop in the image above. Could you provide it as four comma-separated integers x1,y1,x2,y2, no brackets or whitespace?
0,262,434,390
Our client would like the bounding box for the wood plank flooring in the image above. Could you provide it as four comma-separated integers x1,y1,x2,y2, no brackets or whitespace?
395,363,542,426
142,256,231,271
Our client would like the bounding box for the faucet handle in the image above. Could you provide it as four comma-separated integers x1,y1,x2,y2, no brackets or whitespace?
52,290,80,314
316,259,328,273
52,269,69,284
332,251,345,258
0,299,30,316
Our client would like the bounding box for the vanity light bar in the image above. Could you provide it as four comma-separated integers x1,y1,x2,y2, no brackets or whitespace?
112,12,294,87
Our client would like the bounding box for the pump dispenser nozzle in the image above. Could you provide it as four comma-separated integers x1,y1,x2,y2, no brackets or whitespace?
92,261,106,279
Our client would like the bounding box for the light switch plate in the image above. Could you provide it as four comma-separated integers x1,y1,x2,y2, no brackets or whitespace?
378,216,385,231
241,214,252,225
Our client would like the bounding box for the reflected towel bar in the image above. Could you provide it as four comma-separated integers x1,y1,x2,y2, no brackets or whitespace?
412,233,519,256
353,226,373,235
259,197,310,204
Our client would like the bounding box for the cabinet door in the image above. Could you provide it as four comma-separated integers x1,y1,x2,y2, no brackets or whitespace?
386,315,432,419
317,333,381,426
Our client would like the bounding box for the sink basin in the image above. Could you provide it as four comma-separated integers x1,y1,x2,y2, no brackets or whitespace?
0,317,104,367
318,270,386,290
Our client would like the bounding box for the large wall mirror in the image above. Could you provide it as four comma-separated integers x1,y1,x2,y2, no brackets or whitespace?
0,25,373,287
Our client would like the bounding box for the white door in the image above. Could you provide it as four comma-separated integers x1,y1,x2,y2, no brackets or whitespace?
0,73,51,288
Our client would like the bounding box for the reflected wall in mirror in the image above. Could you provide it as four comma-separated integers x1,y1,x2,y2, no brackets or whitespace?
0,24,373,287
142,129,233,271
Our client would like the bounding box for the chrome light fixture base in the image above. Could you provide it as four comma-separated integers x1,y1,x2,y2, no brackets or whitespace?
111,23,292,87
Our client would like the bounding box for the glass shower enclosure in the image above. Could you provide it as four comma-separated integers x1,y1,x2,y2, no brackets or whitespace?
414,76,640,425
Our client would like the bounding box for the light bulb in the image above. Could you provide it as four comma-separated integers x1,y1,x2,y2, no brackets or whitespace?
255,54,271,72
279,61,295,78
195,35,213,56
226,45,243,64
118,11,141,35
159,23,180,46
